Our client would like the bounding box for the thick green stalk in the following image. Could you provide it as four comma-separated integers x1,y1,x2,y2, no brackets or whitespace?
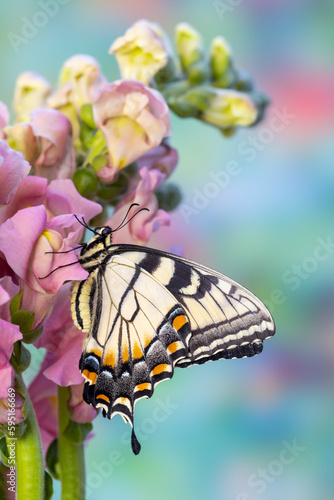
15,372,44,500
58,386,85,500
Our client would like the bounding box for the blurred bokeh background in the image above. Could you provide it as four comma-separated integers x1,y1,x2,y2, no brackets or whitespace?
1,0,334,499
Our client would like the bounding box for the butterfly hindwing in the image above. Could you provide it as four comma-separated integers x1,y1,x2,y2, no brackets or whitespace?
74,253,192,452
71,243,275,454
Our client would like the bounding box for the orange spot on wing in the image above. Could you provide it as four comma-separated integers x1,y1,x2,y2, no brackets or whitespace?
82,370,97,384
167,342,179,354
173,315,187,331
136,383,150,391
152,364,168,376
103,351,115,368
122,342,129,363
133,341,143,359
96,394,110,403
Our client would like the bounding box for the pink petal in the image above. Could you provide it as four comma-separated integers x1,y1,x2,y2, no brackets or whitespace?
0,205,47,286
0,175,47,224
30,108,71,165
0,141,31,206
45,179,102,222
43,326,85,386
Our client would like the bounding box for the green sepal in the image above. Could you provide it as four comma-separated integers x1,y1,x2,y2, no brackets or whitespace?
9,290,22,318
97,171,129,201
44,470,54,500
46,439,60,480
167,97,199,118
186,60,211,85
154,57,177,86
11,310,34,335
10,341,31,372
220,127,236,138
84,130,108,167
73,167,98,197
92,154,108,173
22,325,44,345
80,104,96,129
161,80,191,101
80,125,95,150
235,71,254,92
63,420,93,444
182,87,212,112
155,183,182,212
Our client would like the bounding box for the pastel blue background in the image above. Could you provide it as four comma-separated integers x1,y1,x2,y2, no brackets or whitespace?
1,1,334,499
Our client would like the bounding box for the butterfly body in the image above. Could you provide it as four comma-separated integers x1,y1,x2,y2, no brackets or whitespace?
70,225,275,454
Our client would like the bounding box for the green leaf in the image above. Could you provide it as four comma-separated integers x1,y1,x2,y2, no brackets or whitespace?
9,290,22,318
46,439,60,480
63,421,93,444
44,470,54,500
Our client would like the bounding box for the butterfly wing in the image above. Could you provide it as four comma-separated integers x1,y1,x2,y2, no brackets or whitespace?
71,246,275,454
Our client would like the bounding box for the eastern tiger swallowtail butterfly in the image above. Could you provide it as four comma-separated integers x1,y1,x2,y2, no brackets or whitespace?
46,204,275,454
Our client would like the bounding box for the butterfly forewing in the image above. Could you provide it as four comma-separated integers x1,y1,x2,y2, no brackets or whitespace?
71,243,275,454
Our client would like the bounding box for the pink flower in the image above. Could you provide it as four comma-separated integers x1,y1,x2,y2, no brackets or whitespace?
0,102,9,139
30,108,76,182
29,361,58,457
0,205,87,294
93,80,171,178
0,141,30,209
0,205,88,329
0,319,23,402
106,166,170,244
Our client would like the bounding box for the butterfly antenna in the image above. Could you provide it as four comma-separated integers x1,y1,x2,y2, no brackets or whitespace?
45,245,84,255
74,214,98,235
39,260,80,279
112,206,150,232
111,203,140,232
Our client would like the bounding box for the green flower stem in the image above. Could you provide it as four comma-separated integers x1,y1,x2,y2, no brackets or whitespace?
58,386,85,500
15,372,44,500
